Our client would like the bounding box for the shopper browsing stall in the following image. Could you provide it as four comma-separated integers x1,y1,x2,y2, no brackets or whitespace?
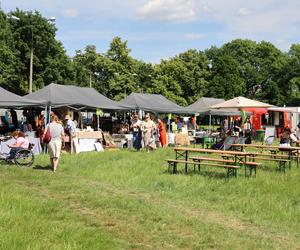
157,118,167,147
141,113,156,152
131,114,142,150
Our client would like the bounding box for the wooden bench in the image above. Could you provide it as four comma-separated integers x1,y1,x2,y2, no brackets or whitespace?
191,156,260,177
247,156,290,172
165,159,200,174
165,158,239,177
222,152,289,173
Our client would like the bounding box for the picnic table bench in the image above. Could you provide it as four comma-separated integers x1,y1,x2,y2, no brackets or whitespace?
165,158,239,177
168,147,260,177
231,143,300,170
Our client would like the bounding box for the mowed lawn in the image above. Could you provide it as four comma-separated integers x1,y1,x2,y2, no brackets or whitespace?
1,148,300,249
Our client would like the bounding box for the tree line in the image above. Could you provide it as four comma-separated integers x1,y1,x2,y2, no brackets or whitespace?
1,9,300,106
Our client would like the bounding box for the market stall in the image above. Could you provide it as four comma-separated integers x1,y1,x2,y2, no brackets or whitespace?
24,83,125,153
118,92,192,114
186,97,246,131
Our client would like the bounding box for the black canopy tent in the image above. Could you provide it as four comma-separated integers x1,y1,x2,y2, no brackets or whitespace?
25,83,123,110
0,86,40,108
118,92,193,114
24,83,126,131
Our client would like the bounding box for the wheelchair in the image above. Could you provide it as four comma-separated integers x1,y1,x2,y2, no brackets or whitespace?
0,138,35,167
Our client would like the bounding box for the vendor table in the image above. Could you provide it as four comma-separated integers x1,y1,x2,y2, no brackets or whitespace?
73,131,103,153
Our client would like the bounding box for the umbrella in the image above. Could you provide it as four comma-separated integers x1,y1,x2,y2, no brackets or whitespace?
210,96,273,109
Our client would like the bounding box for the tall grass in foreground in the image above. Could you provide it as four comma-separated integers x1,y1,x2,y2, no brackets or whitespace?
0,148,300,249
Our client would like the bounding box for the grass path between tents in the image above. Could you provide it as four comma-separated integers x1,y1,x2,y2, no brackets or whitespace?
0,148,300,249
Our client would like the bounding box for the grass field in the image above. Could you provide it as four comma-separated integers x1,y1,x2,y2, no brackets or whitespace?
1,148,300,249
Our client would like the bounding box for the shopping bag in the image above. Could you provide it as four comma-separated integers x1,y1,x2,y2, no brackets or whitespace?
43,127,51,144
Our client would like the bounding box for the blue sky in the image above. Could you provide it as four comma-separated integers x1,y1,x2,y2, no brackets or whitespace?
2,0,300,63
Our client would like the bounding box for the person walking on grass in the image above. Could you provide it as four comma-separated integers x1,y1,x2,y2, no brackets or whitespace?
43,115,65,172
141,113,156,152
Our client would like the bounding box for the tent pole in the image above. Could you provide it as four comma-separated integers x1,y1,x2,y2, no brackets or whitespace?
209,112,212,133
42,105,48,154
48,105,52,124
44,105,48,127
43,105,51,154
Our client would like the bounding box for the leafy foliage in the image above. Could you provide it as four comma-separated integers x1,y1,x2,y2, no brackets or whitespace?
0,9,73,94
0,9,300,105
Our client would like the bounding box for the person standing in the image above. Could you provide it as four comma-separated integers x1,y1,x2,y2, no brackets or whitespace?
157,118,167,147
222,117,229,133
43,115,65,172
191,115,197,130
233,117,242,136
131,114,142,150
141,113,156,152
35,112,45,143
243,117,252,143
295,123,300,140
65,115,76,136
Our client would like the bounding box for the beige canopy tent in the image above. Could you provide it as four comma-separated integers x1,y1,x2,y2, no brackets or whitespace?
210,96,273,109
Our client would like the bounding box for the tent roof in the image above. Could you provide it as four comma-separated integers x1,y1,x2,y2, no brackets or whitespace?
186,97,245,116
25,83,122,110
210,96,273,109
268,107,297,113
118,92,192,114
0,86,40,108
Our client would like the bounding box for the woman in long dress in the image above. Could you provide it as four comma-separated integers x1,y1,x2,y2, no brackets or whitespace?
157,118,167,147
141,113,156,152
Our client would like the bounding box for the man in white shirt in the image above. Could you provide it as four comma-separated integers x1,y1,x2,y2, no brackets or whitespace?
65,115,76,135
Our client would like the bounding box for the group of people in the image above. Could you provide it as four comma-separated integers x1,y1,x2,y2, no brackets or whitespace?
222,117,252,137
131,113,167,152
170,115,197,133
6,113,76,172
279,124,300,147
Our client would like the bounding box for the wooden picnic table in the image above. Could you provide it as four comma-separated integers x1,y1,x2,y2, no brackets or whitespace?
231,144,300,168
174,147,257,176
231,143,300,151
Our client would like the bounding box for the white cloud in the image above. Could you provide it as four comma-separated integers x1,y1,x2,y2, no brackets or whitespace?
137,0,197,22
201,2,213,13
237,7,251,16
197,0,300,49
183,33,205,40
62,9,79,18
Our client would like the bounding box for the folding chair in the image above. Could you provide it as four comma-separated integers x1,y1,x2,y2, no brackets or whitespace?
221,136,237,150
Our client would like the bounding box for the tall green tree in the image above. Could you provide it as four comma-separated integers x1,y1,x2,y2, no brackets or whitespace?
206,46,246,99
206,39,287,105
0,11,22,92
150,50,210,105
3,9,73,94
104,37,140,100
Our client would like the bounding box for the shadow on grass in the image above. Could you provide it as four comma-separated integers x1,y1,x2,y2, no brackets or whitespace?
33,165,52,171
